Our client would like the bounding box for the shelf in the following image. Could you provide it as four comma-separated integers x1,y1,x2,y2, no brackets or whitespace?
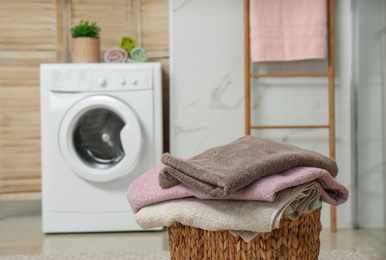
250,73,329,78
250,125,330,129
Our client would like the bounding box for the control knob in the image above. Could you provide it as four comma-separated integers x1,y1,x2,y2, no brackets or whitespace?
97,78,106,87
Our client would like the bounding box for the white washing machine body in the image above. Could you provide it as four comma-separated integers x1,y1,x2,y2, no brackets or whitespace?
40,63,163,233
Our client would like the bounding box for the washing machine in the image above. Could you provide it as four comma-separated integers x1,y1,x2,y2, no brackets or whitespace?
40,63,162,233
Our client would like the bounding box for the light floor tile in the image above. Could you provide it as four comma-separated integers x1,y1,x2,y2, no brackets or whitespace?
42,230,169,254
0,239,42,255
320,228,386,258
0,214,385,258
0,216,43,241
365,228,386,244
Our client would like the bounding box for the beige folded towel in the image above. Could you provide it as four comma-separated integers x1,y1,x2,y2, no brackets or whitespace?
159,136,337,198
135,182,321,233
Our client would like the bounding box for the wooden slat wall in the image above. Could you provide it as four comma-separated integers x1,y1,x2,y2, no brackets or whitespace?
65,0,169,61
139,0,169,59
0,0,60,200
66,0,137,60
0,0,170,200
139,0,169,152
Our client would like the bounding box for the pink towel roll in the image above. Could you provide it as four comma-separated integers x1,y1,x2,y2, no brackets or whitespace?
250,0,328,62
104,47,128,63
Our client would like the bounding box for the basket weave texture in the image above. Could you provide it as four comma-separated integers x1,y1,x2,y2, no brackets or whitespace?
71,37,100,63
168,207,322,260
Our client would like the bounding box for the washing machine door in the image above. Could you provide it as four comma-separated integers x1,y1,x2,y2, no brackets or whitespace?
59,95,142,182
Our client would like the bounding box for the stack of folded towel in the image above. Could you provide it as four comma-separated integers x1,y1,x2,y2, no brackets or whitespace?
127,136,348,241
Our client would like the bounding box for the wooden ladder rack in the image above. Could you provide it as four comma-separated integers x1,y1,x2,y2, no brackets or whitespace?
244,0,336,232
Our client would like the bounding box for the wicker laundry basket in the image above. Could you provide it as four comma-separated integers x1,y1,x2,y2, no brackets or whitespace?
168,207,322,260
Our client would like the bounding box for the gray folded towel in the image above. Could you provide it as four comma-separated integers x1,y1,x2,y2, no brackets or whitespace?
159,136,338,198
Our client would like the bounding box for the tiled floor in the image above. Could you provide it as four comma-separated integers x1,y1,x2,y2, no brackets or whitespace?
0,214,385,258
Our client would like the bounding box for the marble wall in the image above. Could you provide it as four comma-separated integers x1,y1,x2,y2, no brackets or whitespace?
354,0,385,228
169,0,245,157
170,0,384,228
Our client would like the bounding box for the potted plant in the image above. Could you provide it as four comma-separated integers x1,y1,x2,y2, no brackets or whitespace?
70,20,101,63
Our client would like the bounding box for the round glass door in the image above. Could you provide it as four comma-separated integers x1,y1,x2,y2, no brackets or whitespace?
59,95,142,182
73,108,125,169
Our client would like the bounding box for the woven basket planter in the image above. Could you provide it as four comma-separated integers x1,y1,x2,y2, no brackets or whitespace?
71,37,100,63
168,207,322,260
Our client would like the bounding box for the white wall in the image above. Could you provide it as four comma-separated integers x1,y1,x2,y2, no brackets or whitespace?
170,0,356,228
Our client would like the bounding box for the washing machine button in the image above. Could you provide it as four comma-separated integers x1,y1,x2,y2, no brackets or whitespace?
131,79,137,85
97,77,106,87
120,79,126,85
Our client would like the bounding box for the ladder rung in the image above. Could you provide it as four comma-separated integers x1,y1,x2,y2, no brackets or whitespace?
250,125,330,129
250,73,329,78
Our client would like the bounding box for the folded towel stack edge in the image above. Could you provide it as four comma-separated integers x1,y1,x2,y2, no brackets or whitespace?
128,135,348,240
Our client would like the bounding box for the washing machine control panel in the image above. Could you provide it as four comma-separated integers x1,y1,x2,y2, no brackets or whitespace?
49,67,153,92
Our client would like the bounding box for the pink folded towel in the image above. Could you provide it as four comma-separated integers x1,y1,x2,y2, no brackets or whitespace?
104,47,128,63
127,165,348,213
250,0,328,62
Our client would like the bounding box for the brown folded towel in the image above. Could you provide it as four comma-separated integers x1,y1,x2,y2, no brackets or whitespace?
159,135,338,198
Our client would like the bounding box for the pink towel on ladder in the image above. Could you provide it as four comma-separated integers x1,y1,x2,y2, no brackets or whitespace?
250,0,328,62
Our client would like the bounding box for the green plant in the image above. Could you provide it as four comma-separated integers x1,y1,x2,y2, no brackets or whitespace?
71,20,101,39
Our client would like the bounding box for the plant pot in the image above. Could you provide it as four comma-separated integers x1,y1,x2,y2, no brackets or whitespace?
71,37,100,63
